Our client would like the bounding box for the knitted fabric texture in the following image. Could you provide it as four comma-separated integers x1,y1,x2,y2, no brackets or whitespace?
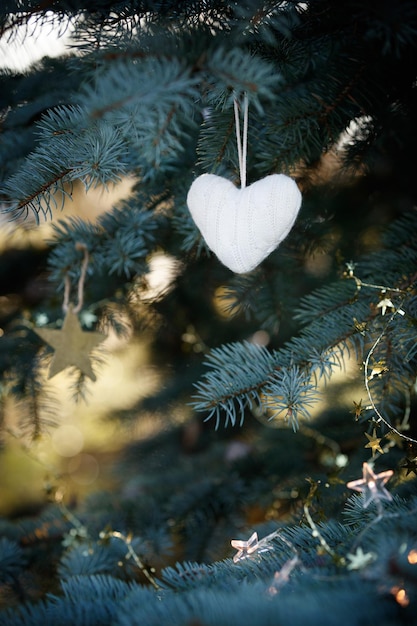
187,173,302,273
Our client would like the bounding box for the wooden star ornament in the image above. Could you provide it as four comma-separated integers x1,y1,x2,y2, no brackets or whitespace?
35,305,106,381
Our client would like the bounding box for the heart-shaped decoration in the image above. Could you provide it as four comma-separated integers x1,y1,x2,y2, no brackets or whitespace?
187,173,302,273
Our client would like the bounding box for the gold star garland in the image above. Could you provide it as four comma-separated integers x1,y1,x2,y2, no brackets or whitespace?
351,399,365,420
400,457,417,476
364,429,385,457
34,243,105,381
345,264,416,448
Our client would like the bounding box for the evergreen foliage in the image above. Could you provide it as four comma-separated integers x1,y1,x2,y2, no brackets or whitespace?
0,0,416,624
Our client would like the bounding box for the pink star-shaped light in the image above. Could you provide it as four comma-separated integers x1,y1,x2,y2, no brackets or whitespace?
347,462,394,508
231,529,279,564
268,555,299,595
231,531,259,563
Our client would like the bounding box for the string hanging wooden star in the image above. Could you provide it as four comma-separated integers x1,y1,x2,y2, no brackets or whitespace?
347,462,393,508
35,305,105,381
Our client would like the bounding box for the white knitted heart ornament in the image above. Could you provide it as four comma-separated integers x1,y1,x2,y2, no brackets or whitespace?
187,173,302,274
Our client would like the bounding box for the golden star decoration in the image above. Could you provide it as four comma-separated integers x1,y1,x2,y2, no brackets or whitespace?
400,457,417,477
368,360,389,380
365,429,385,457
350,399,365,420
353,318,367,336
34,306,106,381
386,430,405,449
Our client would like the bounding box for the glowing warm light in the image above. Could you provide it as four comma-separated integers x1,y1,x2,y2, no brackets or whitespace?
141,252,181,302
0,13,72,72
251,330,270,346
391,586,409,608
408,549,417,564
212,285,235,318
51,424,84,457
67,453,99,485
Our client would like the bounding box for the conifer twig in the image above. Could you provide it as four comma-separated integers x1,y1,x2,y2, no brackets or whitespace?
303,480,345,565
101,530,160,589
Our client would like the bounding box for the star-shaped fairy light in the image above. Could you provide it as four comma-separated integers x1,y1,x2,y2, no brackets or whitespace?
268,555,299,594
377,297,395,316
347,462,394,509
365,430,385,457
35,305,105,381
376,294,405,317
231,529,279,564
346,547,376,571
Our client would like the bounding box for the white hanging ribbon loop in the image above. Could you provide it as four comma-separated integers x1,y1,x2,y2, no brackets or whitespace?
233,93,249,189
